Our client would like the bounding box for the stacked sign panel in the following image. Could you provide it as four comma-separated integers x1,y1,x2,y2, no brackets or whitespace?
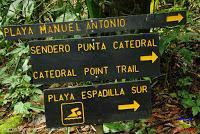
29,34,160,84
3,11,186,128
44,81,151,128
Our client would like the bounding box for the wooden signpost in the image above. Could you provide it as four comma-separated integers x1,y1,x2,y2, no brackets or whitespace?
44,81,151,128
3,11,186,40
29,33,160,84
3,11,186,129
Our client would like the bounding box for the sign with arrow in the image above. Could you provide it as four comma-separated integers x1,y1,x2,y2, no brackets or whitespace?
44,80,152,128
3,11,186,40
29,33,160,84
118,100,140,111
166,13,184,23
140,52,158,63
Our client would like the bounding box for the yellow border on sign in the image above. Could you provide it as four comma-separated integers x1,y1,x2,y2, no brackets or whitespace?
150,0,155,14
61,102,85,126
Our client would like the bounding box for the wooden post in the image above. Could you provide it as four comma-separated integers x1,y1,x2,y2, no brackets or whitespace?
94,124,104,134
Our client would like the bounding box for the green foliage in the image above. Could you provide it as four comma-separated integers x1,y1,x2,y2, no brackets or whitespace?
3,0,35,24
0,0,199,132
0,115,23,134
157,1,199,57
22,0,35,20
177,77,200,116
7,0,22,18
179,48,194,64
14,101,44,115
0,39,43,117
1,0,88,25
178,90,200,116
158,28,179,55
103,120,155,133
0,43,43,115
104,121,134,133
86,0,100,18
156,0,199,118
0,0,88,117
14,102,32,115
176,76,193,87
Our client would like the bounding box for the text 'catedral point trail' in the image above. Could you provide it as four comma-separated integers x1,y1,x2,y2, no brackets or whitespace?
32,64,140,80
29,34,160,83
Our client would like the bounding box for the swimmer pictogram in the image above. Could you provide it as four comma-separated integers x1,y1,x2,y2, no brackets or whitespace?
61,102,85,126
65,107,82,120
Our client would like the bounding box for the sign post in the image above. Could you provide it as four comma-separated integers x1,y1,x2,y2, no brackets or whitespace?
44,80,151,128
3,10,187,131
3,11,186,40
29,33,160,84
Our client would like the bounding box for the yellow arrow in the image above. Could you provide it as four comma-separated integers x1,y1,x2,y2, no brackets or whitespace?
118,100,140,111
166,13,184,23
140,51,158,63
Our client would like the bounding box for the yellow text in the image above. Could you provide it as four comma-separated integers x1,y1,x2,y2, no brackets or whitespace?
48,93,75,102
81,88,125,100
33,69,77,79
77,42,106,52
3,26,33,37
131,85,148,94
84,66,108,76
113,39,156,49
86,18,126,30
116,65,139,73
30,44,71,55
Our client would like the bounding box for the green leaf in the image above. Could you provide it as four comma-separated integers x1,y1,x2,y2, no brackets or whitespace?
0,25,3,35
2,75,20,87
177,77,193,87
7,0,22,17
179,48,193,63
56,11,77,22
159,30,178,55
22,75,31,82
34,88,42,95
18,45,29,56
169,93,177,98
103,125,111,133
29,105,44,112
14,101,29,115
0,48,6,55
85,0,100,18
178,90,190,99
0,66,7,78
22,58,31,72
24,102,31,108
123,121,135,132
103,122,134,133
197,96,200,106
143,77,151,83
6,44,27,56
103,122,123,133
22,0,34,18
182,99,196,108
192,106,200,116
30,94,40,102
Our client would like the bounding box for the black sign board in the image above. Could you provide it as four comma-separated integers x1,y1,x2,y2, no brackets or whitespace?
44,80,151,128
29,33,160,84
3,11,186,40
